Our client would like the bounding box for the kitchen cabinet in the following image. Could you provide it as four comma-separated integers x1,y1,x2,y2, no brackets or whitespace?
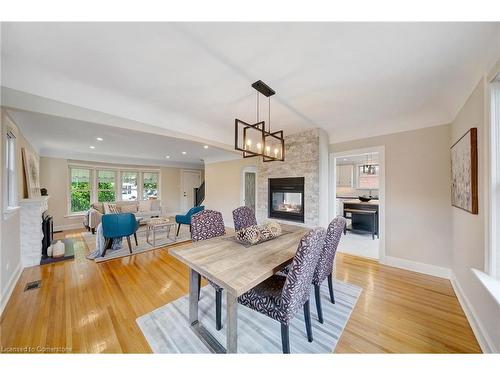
337,165,353,187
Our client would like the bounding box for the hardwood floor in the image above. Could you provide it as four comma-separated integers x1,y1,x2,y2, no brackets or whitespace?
0,229,481,353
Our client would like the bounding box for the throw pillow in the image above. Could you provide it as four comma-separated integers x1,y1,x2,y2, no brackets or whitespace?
138,200,151,212
121,204,137,214
91,203,104,214
103,202,120,214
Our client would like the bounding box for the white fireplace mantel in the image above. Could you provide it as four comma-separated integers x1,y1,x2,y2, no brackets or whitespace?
19,196,50,267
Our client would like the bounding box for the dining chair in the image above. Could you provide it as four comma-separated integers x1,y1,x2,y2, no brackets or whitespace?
190,209,226,330
312,216,346,323
101,213,139,257
232,206,257,231
237,227,326,353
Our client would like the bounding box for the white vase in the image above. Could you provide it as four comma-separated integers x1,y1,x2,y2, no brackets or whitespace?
52,240,65,258
47,245,53,257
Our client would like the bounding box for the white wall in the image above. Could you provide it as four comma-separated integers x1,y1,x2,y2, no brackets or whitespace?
450,76,500,353
330,124,453,270
0,110,24,314
204,157,257,226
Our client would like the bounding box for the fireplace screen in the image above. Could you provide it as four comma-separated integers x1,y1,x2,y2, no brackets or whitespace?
268,177,305,222
272,192,303,214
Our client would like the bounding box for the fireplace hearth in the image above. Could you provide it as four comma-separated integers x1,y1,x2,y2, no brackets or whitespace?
268,177,304,223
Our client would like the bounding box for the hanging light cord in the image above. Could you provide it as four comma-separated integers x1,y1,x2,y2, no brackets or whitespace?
268,96,271,132
256,91,259,122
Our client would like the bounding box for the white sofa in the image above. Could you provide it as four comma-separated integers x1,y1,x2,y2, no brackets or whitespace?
86,200,162,233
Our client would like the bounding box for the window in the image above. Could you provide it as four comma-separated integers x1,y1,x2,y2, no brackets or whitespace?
70,167,92,213
142,172,159,199
4,131,17,209
490,82,500,278
97,170,116,202
121,171,138,201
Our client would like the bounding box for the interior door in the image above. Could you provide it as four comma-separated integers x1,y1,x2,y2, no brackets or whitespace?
244,171,256,211
181,170,201,212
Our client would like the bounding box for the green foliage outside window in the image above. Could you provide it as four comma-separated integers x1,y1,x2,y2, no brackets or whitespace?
70,168,91,213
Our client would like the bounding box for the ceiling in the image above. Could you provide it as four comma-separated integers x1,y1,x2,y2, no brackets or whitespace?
6,109,236,167
2,22,500,147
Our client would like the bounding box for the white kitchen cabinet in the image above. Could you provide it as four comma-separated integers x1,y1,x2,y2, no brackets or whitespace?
337,165,353,187
335,199,344,216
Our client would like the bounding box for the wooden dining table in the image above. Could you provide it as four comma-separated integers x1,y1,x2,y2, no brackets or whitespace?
169,224,308,353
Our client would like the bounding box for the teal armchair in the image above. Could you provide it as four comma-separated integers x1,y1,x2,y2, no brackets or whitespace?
175,206,204,236
101,213,139,256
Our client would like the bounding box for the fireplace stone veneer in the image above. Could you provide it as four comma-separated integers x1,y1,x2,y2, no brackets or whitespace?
257,128,329,227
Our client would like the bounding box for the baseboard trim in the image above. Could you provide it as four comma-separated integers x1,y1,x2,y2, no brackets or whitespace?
381,256,452,279
0,262,23,316
450,273,496,353
54,223,84,231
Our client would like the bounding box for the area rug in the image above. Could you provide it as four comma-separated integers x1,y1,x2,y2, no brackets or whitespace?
136,279,362,353
82,220,192,263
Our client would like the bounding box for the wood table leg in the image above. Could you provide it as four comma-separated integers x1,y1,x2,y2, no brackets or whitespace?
226,291,238,353
189,268,200,325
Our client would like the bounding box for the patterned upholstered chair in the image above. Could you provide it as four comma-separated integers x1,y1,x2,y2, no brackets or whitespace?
238,227,326,353
232,206,257,231
312,216,346,323
190,210,226,330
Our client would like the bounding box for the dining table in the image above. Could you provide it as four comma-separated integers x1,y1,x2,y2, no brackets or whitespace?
169,223,309,353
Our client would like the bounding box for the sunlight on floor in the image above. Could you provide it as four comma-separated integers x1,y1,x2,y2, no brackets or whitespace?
338,232,379,259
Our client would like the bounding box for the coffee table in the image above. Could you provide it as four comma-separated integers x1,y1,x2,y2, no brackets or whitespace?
146,218,177,246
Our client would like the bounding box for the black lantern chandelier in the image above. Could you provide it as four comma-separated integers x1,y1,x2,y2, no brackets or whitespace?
234,80,285,162
362,154,377,175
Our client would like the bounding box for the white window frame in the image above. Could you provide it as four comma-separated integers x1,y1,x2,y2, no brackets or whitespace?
96,169,118,203
488,81,500,279
3,130,18,214
141,171,160,200
66,163,161,215
68,166,93,215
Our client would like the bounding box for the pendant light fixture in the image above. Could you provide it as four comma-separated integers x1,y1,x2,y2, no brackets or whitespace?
362,153,376,175
234,80,285,162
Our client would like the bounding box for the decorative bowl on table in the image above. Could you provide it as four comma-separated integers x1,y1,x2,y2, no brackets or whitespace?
358,196,372,202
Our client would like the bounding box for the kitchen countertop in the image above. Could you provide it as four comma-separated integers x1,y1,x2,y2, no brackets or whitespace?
337,196,379,200
342,199,379,205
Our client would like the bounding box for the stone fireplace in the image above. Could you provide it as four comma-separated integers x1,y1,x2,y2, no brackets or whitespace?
19,196,50,267
256,128,329,227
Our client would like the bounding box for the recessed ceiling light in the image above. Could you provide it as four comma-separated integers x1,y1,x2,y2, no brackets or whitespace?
165,155,170,159
96,137,103,141
204,145,209,149
182,151,187,155
89,146,95,149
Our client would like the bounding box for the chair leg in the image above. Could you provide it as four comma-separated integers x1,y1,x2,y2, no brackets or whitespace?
314,284,324,323
176,223,181,237
281,324,290,354
126,236,133,253
215,289,222,331
134,232,138,246
303,300,313,342
328,273,335,304
102,238,112,257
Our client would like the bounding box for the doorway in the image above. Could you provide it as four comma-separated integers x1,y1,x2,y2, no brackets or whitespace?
181,170,201,212
241,166,257,212
330,146,385,260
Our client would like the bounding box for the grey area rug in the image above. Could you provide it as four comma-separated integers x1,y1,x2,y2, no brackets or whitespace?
82,219,192,262
136,279,362,353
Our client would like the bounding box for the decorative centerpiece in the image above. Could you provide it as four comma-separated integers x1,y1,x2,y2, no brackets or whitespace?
235,220,282,246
